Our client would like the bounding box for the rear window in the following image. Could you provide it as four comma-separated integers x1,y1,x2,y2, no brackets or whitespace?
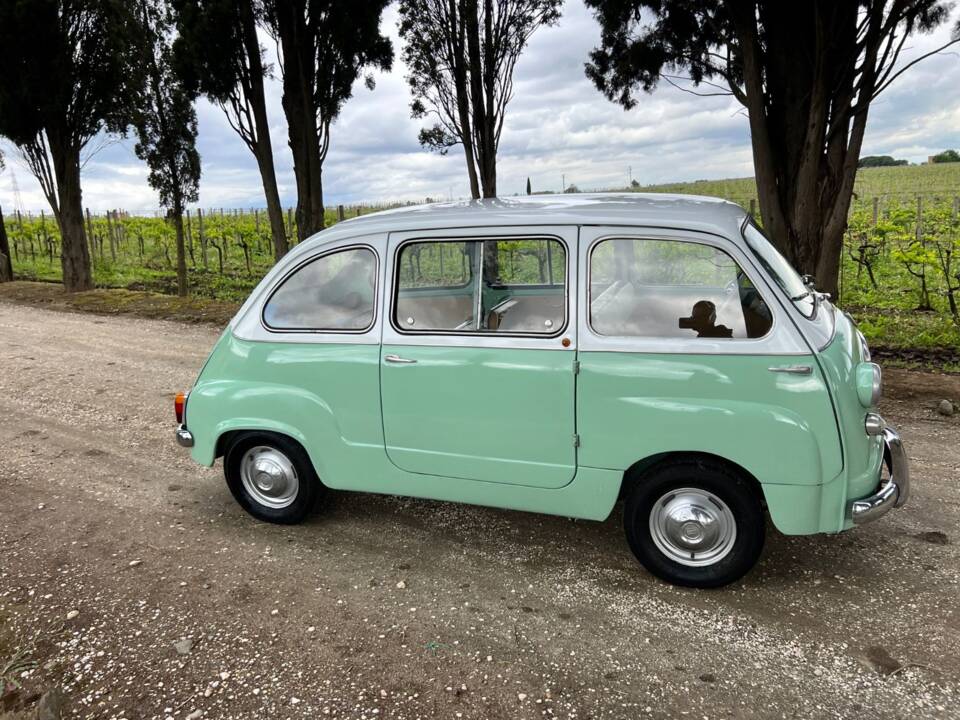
263,247,377,331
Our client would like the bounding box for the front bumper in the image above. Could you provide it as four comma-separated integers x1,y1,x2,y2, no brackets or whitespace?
175,424,195,448
850,426,909,525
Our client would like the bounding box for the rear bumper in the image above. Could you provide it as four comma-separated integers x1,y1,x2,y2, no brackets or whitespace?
850,426,909,525
175,424,195,448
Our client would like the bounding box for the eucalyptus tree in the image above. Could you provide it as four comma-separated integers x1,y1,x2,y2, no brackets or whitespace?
0,0,144,291
585,0,957,296
399,0,562,199
133,0,201,297
173,0,289,260
265,0,393,240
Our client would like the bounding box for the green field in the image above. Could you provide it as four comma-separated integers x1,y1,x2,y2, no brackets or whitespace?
3,163,959,354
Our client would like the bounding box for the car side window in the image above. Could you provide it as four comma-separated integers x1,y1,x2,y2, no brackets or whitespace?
589,238,772,339
263,247,377,331
394,238,566,334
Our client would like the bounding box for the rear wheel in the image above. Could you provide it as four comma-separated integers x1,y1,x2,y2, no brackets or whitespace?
223,432,324,524
623,458,764,588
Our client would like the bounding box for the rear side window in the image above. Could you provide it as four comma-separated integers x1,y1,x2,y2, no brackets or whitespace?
589,238,773,339
263,247,377,331
394,238,566,334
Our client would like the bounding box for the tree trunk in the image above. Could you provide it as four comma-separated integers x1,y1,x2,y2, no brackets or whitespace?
479,0,497,198
0,202,12,282
274,2,326,241
254,145,289,259
240,0,289,261
173,202,188,297
51,140,93,292
729,2,864,300
463,0,497,199
449,0,481,199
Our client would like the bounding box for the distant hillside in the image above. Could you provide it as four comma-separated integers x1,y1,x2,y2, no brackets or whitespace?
624,162,960,204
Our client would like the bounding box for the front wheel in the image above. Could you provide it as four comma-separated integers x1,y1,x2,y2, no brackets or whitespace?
223,432,325,524
624,459,765,588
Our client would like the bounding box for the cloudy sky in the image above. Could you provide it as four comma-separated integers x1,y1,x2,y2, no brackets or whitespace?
2,1,959,214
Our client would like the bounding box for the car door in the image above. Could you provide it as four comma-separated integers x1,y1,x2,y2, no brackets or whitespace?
379,225,578,489
575,226,843,487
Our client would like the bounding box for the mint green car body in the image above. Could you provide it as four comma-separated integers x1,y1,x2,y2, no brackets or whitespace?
180,194,906,537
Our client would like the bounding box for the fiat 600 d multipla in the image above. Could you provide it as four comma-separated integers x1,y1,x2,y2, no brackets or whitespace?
174,194,908,587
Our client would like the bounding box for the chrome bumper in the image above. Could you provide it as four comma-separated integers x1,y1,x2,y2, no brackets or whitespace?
850,426,909,525
175,424,195,448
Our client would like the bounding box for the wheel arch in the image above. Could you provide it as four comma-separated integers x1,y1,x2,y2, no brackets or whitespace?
619,451,766,507
212,423,327,480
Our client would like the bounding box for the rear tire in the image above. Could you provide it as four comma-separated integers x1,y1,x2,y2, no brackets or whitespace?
223,432,324,524
623,458,764,588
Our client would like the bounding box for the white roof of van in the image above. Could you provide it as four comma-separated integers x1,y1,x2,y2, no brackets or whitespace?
337,192,747,232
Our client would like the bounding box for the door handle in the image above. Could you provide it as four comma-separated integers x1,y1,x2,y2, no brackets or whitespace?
768,364,812,375
384,354,417,364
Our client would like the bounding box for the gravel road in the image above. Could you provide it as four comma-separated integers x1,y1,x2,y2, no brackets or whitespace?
1,301,958,720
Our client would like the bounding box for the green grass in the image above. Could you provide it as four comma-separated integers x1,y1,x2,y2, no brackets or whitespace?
3,163,960,351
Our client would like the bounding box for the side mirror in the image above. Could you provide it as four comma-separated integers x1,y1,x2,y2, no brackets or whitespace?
801,274,817,289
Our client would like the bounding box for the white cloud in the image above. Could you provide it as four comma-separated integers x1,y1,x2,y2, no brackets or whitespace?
1,1,958,214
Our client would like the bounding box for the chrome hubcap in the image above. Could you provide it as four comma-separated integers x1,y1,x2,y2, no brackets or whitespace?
239,446,299,509
649,488,736,567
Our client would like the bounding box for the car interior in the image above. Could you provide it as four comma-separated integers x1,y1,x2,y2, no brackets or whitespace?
394,239,566,334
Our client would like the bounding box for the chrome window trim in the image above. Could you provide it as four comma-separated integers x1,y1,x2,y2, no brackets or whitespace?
577,227,811,356
387,232,572,341
738,216,837,350
259,243,380,334
586,234,775,341
232,233,387,345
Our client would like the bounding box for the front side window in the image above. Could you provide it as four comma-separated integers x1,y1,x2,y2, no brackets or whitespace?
589,238,772,339
394,238,566,334
263,247,377,331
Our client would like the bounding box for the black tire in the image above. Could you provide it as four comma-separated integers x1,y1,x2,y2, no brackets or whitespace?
223,432,325,524
623,458,764,588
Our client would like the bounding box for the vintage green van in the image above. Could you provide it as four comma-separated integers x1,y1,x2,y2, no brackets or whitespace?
174,194,908,587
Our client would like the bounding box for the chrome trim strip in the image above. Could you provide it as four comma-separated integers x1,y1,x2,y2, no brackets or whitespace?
259,243,380,335
768,365,813,375
850,425,909,524
576,227,811,356
387,232,571,340
381,225,579,351
585,233,776,343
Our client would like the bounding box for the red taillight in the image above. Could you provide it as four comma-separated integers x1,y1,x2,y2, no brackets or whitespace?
174,392,186,424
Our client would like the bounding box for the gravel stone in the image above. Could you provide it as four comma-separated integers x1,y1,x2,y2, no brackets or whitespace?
0,303,958,720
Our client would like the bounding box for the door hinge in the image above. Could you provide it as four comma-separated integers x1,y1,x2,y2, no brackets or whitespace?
572,433,580,448
573,360,580,375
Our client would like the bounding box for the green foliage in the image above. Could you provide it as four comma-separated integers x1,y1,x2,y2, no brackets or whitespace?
930,149,960,163
0,0,145,146
4,205,386,303
264,0,393,127
858,155,908,168
134,0,201,213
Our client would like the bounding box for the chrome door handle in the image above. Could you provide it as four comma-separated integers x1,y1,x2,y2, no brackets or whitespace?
384,354,417,364
768,364,812,375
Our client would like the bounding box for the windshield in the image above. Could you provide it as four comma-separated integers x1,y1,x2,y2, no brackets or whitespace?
741,220,816,318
